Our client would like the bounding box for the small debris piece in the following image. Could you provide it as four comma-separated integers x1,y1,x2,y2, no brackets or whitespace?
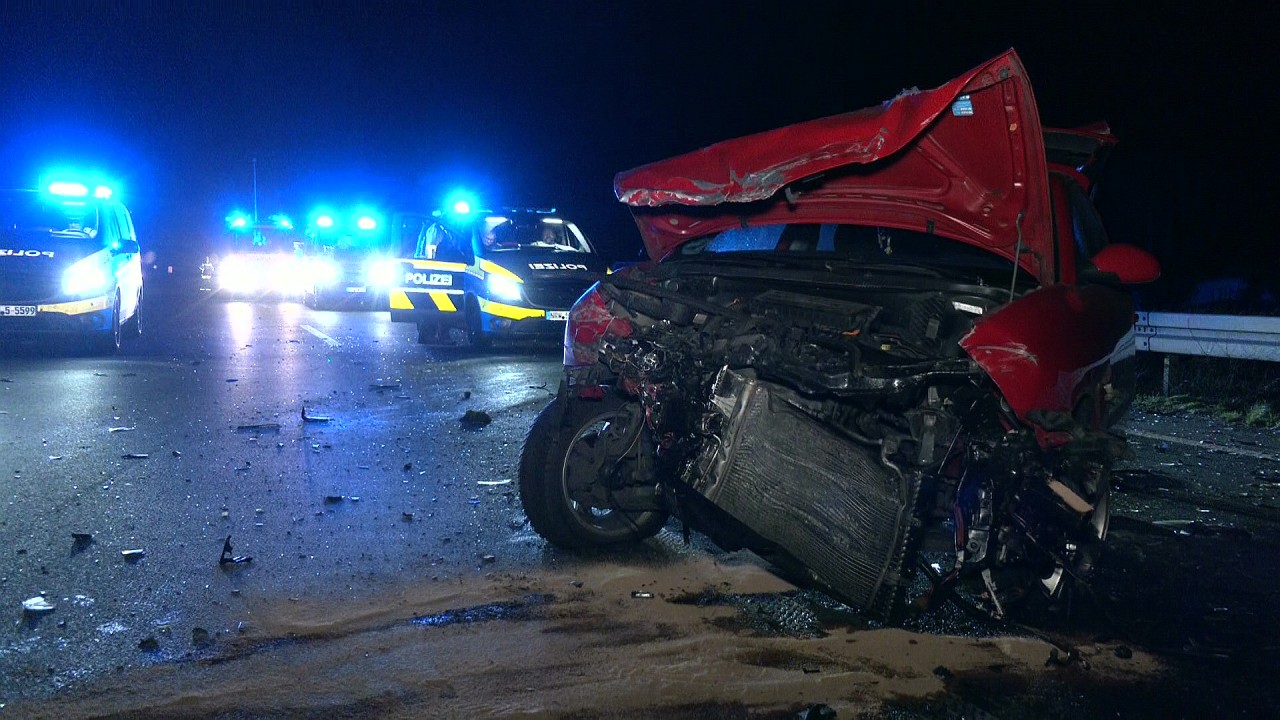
121,549,146,561
301,406,332,423
22,596,55,614
137,636,160,651
1114,646,1133,659
402,512,415,521
235,422,281,432
324,495,345,504
570,580,584,588
477,479,512,486
121,453,150,460
192,627,212,646
932,665,953,679
802,666,821,674
72,532,94,548
226,378,239,383
462,390,472,400
108,426,136,433
481,554,497,563
631,591,654,599
459,409,492,427
219,535,252,566
47,455,63,461
468,496,481,505
796,704,836,720
370,383,401,390
403,462,413,471
172,450,182,457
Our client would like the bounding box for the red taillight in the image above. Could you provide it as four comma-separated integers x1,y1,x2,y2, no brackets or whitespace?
563,282,632,367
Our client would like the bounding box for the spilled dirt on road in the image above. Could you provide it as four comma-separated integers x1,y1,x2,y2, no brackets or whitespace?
11,552,1164,719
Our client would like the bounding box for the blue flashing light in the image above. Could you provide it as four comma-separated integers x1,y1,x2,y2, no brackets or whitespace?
452,200,471,215
272,213,294,230
356,215,377,231
442,189,480,221
49,182,90,197
315,214,334,229
93,185,113,199
226,211,252,231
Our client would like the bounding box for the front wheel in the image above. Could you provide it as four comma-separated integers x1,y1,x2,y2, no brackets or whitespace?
518,391,668,548
88,291,122,355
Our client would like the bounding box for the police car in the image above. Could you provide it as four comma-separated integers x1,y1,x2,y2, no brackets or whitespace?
301,208,397,309
0,182,143,353
387,204,604,346
205,212,309,299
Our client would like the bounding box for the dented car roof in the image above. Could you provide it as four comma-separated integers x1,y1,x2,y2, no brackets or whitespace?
615,49,1059,281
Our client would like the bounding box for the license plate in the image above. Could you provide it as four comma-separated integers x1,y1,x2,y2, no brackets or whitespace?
547,310,569,321
0,305,37,317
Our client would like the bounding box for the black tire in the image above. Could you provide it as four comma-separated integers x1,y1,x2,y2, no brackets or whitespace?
465,295,490,349
89,292,122,355
416,319,443,345
518,392,668,548
126,288,142,339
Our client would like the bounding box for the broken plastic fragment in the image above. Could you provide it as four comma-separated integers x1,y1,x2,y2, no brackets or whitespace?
324,495,345,504
121,453,150,460
108,426,135,433
477,479,512,486
631,591,654,599
121,549,146,561
22,596,55,613
219,535,252,566
481,554,496,563
236,422,281,432
301,406,332,423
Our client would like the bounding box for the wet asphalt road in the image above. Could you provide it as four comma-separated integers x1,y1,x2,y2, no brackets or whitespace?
0,278,564,703
3,278,1280,716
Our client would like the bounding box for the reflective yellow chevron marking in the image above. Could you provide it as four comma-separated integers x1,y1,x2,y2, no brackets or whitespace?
477,297,544,320
38,296,112,315
389,290,413,310
430,292,457,312
478,259,522,282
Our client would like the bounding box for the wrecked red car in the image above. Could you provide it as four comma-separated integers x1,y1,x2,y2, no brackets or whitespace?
518,50,1159,620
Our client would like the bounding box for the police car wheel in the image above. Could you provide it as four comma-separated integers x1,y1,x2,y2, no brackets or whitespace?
518,392,668,549
126,290,142,338
88,292,122,355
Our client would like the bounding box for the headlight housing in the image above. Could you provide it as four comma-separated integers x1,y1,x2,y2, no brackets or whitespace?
62,256,112,296
486,275,522,303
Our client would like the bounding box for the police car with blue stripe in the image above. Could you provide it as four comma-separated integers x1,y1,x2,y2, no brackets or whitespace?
0,180,143,353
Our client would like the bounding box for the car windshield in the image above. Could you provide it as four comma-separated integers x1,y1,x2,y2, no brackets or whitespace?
480,217,592,253
677,222,1021,279
229,226,303,253
0,192,100,239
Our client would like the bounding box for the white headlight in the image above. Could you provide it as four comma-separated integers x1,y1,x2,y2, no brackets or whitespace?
366,259,398,288
62,256,111,296
486,275,522,303
310,258,341,287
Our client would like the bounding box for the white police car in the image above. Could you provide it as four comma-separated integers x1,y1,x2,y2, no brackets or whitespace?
0,182,143,353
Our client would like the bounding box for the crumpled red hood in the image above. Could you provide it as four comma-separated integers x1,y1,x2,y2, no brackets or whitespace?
614,50,1055,281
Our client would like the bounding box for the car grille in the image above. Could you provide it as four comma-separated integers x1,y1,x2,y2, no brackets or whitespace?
1,266,59,303
522,279,591,310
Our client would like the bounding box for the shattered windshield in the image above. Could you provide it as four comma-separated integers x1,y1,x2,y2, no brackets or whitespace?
0,192,100,239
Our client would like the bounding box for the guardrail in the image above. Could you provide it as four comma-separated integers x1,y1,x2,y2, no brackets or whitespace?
1135,312,1280,363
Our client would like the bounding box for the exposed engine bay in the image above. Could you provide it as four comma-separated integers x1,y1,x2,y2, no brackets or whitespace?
572,267,1119,620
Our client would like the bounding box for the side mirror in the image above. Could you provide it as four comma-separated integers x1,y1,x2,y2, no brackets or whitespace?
113,239,140,255
1082,243,1160,285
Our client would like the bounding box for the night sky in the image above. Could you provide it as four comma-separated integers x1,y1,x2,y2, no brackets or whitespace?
1,1,1274,306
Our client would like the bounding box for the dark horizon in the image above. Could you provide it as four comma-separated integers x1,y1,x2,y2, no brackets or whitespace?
2,1,1275,308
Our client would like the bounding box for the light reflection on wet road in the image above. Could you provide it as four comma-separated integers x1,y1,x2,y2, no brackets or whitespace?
0,281,566,702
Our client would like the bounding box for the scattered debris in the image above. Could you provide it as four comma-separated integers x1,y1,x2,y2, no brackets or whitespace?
370,382,401,391
477,479,512,486
796,704,836,720
226,378,239,383
121,453,150,460
71,533,94,551
403,462,413,471
324,495,345,504
570,580,584,588
481,554,496,563
460,409,492,427
235,422,281,432
192,627,212,646
121,549,146,562
1152,519,1253,541
219,535,252,566
22,596,55,614
631,591,654,599
172,450,182,457
301,406,332,423
468,496,481,505
137,636,160,651
462,390,472,400
108,426,136,433
47,455,62,461
233,463,252,472
402,512,415,521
